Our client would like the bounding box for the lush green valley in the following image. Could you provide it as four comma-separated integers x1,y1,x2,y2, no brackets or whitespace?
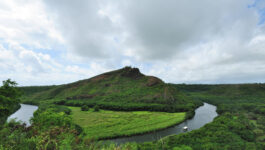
1,69,265,149
0,68,199,149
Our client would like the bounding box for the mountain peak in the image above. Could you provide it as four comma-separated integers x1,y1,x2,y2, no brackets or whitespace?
120,66,144,79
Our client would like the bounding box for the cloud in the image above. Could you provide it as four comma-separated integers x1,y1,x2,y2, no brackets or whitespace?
42,0,121,58
0,39,112,86
0,0,63,49
0,0,106,86
116,0,258,60
141,31,265,84
1,0,265,85
42,0,262,61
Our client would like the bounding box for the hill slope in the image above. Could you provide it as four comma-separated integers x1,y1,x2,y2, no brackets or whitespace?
174,84,265,114
20,67,199,112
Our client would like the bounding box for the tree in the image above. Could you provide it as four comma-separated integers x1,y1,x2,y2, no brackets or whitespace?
0,79,21,126
0,79,21,101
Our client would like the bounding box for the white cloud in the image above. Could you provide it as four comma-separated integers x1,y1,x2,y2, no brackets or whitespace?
1,0,265,85
0,40,112,85
0,0,63,49
42,0,121,58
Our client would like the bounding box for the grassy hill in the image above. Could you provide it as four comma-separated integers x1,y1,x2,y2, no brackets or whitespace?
20,67,200,112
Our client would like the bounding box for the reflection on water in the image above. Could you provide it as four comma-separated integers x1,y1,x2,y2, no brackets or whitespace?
108,103,218,144
7,104,38,126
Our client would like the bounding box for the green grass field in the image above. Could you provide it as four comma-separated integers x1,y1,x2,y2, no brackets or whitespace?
68,106,186,140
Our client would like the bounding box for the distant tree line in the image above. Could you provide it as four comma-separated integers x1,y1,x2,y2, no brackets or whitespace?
54,99,202,114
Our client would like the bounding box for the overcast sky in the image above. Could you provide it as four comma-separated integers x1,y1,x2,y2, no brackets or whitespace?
1,0,265,86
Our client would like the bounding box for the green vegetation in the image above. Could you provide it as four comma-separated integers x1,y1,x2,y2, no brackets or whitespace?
0,79,21,126
1,69,199,149
138,113,259,150
0,80,87,149
1,100,141,150
20,67,201,113
69,106,186,139
81,105,89,111
136,84,265,149
0,87,187,150
1,103,97,149
93,105,99,112
2,72,265,149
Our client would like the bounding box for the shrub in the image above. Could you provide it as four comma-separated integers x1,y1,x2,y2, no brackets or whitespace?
31,110,72,131
93,105,99,112
81,105,89,111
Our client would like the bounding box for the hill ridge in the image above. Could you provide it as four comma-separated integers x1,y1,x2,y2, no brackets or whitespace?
20,66,199,112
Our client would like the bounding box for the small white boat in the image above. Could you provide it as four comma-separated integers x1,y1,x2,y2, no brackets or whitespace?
183,126,188,131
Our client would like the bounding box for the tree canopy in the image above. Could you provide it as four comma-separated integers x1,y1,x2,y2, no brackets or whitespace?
0,79,21,125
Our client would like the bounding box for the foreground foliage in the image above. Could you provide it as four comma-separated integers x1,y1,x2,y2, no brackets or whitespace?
0,79,21,126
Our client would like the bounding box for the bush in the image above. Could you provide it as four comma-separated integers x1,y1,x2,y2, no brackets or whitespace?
93,105,99,112
52,105,72,115
31,110,72,131
81,105,89,111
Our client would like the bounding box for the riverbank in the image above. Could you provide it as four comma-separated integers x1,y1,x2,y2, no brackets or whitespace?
0,103,20,127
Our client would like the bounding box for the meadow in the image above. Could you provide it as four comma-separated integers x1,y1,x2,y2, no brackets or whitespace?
69,106,186,140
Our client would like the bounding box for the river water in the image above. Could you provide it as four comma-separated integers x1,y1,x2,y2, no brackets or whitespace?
108,102,218,144
7,102,217,144
7,104,38,126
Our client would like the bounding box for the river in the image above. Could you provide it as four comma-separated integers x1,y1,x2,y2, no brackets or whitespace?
7,102,217,144
7,104,38,126
107,102,218,144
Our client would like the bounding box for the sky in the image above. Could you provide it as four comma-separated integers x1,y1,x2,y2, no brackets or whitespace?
0,0,265,86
